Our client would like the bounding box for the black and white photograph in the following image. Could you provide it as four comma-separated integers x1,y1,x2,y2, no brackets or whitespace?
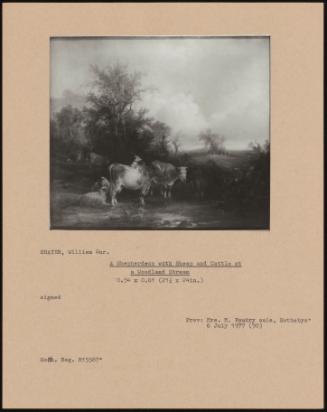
50,37,270,229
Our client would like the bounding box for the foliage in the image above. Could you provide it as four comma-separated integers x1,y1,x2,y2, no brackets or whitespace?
51,63,180,165
50,105,89,160
84,63,144,161
199,129,226,154
223,140,270,214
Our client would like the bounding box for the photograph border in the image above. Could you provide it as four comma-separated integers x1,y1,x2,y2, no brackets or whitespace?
49,35,271,231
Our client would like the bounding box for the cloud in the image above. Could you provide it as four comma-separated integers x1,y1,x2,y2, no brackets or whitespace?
141,89,208,149
51,37,269,149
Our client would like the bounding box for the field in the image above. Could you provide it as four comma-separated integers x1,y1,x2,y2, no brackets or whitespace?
50,151,269,230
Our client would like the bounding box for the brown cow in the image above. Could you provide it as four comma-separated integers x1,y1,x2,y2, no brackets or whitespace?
150,161,187,199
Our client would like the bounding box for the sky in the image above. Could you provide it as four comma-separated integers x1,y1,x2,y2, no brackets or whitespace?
51,37,269,150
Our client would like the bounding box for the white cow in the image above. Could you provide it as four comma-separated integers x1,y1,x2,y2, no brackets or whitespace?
108,161,152,206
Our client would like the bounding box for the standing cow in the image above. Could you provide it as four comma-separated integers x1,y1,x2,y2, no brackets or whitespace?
150,161,187,200
108,160,152,206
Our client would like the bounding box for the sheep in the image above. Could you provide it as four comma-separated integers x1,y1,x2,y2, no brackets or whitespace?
92,176,111,192
79,187,108,208
80,177,111,208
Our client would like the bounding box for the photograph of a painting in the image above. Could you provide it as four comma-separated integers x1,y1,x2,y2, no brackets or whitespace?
50,37,270,229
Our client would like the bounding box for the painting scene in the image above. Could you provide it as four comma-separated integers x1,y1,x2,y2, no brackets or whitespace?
50,37,270,229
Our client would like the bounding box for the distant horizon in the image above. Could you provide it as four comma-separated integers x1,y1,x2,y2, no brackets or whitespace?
50,90,268,152
51,37,270,150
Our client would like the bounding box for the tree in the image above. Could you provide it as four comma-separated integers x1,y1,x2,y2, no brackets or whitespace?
85,63,144,160
119,109,156,160
148,121,171,158
199,129,226,154
51,105,89,159
248,140,270,154
169,132,181,155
